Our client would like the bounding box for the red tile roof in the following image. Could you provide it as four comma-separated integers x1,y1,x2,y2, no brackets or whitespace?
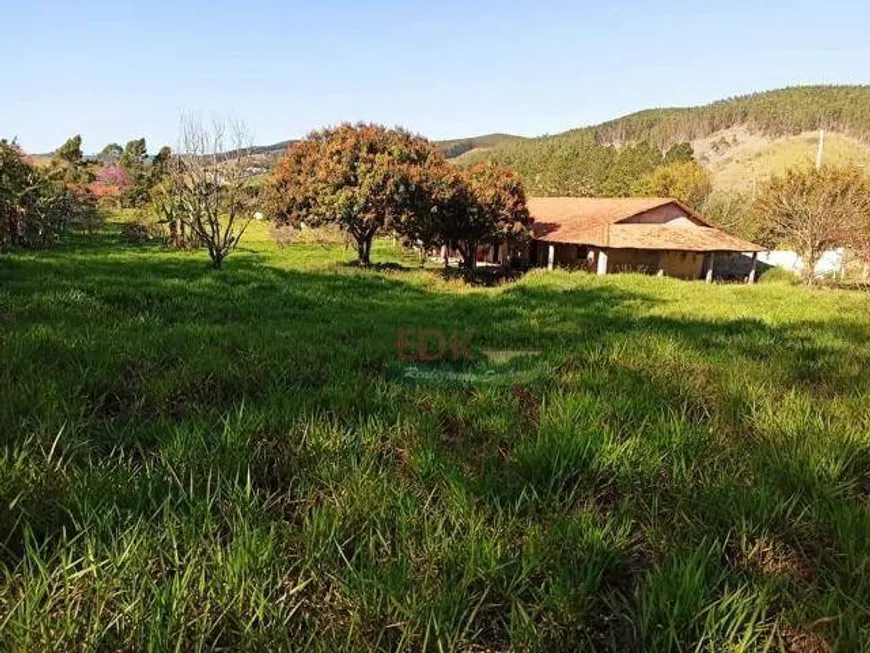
607,224,764,252
529,197,763,253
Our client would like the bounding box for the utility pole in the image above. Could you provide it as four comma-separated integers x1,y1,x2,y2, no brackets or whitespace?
815,128,825,170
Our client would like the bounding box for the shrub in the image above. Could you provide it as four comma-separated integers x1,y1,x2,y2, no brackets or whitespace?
269,223,297,248
120,215,164,245
1,140,96,249
758,266,798,284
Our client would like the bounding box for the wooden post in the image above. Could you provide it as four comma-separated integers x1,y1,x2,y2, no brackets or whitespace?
748,252,758,284
597,249,609,275
656,253,665,277
547,244,555,271
705,252,715,283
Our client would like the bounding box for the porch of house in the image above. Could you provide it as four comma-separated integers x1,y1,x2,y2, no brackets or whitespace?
529,241,760,283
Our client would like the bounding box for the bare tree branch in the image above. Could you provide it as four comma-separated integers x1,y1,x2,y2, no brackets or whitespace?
169,115,256,269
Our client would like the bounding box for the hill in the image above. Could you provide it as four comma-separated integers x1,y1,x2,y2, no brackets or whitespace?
435,133,527,158
241,132,526,161
460,85,870,195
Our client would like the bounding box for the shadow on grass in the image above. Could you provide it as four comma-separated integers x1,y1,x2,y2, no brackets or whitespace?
438,265,529,287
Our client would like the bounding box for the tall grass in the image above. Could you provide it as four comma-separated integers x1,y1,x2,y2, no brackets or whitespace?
1,219,869,650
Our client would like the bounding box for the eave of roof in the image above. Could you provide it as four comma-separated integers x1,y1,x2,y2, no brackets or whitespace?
606,224,765,252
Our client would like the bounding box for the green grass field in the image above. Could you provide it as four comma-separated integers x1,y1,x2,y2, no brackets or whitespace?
2,218,870,651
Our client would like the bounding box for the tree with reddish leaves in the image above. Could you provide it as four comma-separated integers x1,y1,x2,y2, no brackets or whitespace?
429,162,531,271
269,123,440,266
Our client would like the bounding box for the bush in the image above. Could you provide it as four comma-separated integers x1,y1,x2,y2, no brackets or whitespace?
758,266,798,284
269,223,297,248
1,140,96,249
120,215,164,245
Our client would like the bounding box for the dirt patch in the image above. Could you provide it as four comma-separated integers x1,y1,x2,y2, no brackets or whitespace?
727,537,812,582
511,384,540,428
782,627,832,653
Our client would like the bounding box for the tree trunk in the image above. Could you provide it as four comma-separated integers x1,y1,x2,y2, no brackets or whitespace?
462,241,477,271
356,235,373,266
802,249,820,285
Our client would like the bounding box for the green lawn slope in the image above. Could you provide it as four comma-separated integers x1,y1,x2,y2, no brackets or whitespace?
1,217,870,650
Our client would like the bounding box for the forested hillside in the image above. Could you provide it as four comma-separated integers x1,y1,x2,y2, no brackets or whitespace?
461,86,870,197
583,85,870,147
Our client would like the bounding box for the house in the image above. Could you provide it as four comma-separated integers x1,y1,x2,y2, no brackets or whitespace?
527,197,765,282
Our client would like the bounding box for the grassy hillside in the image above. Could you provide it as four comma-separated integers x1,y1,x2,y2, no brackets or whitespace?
463,85,870,196
436,133,526,159
2,217,870,650
695,127,870,193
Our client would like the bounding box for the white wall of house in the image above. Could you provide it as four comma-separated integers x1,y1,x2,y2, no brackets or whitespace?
620,203,704,227
758,249,845,276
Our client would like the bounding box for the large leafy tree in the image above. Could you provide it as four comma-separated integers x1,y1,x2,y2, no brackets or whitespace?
417,162,531,271
270,123,439,265
752,165,870,283
393,161,470,264
633,160,713,209
460,162,531,269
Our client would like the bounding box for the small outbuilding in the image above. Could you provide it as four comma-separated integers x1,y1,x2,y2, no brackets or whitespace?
528,197,765,282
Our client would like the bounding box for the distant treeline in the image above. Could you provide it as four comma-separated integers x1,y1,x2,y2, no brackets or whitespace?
461,86,870,197
462,134,696,197
589,85,870,148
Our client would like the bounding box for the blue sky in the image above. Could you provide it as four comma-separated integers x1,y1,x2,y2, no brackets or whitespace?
2,0,868,153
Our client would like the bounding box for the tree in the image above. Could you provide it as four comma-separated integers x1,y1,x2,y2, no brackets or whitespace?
394,161,470,265
151,177,199,249
119,138,149,206
96,142,123,164
419,162,531,272
460,162,531,270
270,123,439,265
1,140,96,248
54,135,83,166
702,192,756,241
752,165,870,283
664,141,695,163
50,134,92,185
166,116,256,269
634,160,713,209
149,145,172,186
601,141,663,196
119,138,147,174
